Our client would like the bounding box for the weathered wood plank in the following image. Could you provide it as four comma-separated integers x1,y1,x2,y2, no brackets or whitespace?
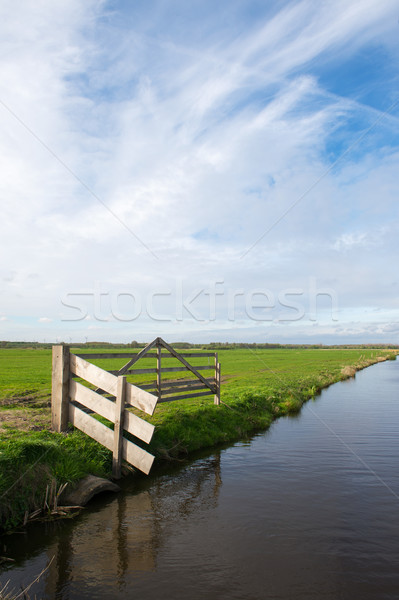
159,390,214,403
69,404,154,474
190,365,213,370
138,352,211,359
214,359,221,405
117,338,159,375
122,437,154,475
70,379,155,443
127,368,158,375
162,377,214,388
174,352,217,358
138,377,215,392
129,352,215,358
128,366,212,374
91,388,114,398
112,376,125,479
153,366,188,373
51,345,70,433
158,366,189,373
157,345,161,401
76,351,216,359
69,403,114,449
70,379,115,421
75,353,140,359
163,365,212,372
70,354,118,396
124,382,158,416
124,411,155,444
157,339,216,391
162,382,209,395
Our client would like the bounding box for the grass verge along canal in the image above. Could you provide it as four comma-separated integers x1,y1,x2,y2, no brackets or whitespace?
0,346,396,533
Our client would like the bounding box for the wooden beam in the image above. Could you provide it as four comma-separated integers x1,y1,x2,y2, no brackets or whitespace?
159,390,214,403
157,339,216,391
127,368,158,375
162,382,209,395
214,359,221,405
70,379,154,443
116,338,159,375
69,403,112,448
112,376,125,479
160,366,212,373
157,366,188,373
69,404,155,475
76,351,216,359
70,354,118,396
157,344,161,402
75,353,140,359
122,437,154,476
161,377,215,388
70,379,115,420
123,411,155,445
51,345,70,432
174,352,217,358
124,383,158,416
128,366,211,374
127,352,216,358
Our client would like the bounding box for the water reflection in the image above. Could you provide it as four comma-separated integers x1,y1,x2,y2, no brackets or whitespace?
14,453,222,597
2,359,399,600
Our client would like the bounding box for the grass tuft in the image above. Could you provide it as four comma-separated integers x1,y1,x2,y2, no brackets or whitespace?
0,430,111,531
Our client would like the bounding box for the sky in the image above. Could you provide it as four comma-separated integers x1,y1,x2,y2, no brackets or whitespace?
0,0,399,345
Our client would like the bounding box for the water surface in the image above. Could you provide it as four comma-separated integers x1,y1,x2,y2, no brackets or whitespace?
2,359,399,599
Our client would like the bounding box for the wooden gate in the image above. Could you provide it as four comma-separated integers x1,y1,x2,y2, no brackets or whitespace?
51,338,221,478
113,337,221,405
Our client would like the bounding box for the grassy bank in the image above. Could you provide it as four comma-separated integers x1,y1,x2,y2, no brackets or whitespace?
0,347,397,532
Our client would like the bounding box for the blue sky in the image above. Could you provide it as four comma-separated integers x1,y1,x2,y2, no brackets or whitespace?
0,0,399,344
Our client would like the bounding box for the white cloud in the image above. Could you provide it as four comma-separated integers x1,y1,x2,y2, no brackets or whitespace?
332,232,368,252
0,0,398,342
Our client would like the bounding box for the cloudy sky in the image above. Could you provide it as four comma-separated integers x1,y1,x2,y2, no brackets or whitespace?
0,0,398,344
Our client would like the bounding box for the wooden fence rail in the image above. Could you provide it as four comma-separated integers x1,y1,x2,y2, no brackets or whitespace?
51,338,221,478
52,345,157,478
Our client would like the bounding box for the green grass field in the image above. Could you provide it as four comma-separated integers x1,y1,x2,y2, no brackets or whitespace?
0,346,394,401
0,346,397,532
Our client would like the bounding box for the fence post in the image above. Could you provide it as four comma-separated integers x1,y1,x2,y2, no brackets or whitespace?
214,353,221,405
112,375,126,479
157,343,162,402
51,345,70,432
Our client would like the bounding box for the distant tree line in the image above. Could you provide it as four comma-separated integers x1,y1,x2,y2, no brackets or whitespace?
1,340,398,350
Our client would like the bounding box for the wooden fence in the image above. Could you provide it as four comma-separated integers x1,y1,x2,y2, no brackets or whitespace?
51,338,221,478
107,337,221,405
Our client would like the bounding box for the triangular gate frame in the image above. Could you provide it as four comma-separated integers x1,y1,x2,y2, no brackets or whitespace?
115,337,221,405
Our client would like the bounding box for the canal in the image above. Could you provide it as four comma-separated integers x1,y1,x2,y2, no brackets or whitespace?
1,358,399,599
